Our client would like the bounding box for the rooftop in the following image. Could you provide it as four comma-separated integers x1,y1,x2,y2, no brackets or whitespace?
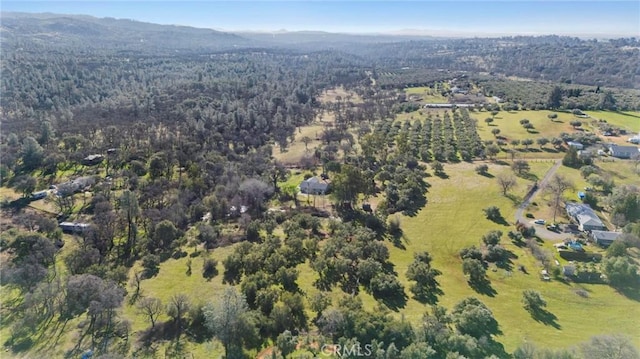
591,230,621,241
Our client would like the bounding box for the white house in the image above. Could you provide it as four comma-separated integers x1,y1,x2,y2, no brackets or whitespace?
59,222,91,234
567,141,584,150
299,177,329,195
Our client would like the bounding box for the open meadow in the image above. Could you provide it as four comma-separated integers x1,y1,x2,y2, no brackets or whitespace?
391,163,640,351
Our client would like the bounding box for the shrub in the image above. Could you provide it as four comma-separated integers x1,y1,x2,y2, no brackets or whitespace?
202,258,218,279
142,254,160,278
475,164,489,175
483,206,502,222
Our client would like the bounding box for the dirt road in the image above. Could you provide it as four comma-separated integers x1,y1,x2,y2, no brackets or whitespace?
514,160,567,241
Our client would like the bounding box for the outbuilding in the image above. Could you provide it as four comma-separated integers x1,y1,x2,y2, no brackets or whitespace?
590,230,621,247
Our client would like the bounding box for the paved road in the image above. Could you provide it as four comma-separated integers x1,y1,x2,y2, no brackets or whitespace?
514,160,567,241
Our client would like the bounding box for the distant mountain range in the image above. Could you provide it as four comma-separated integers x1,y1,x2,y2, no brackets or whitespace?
2,12,638,88
0,11,453,52
0,12,249,52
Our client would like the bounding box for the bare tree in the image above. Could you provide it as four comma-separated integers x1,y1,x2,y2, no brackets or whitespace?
546,175,574,223
166,294,190,341
496,174,517,196
137,297,163,328
300,136,312,151
129,270,143,304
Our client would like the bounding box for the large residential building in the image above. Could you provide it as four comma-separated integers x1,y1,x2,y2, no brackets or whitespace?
565,202,606,232
608,144,639,159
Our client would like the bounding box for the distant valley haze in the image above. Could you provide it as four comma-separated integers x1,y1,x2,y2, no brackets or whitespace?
2,0,639,38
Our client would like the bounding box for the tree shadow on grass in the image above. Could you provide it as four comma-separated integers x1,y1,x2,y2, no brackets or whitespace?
505,193,523,206
495,250,518,272
4,336,34,354
468,278,497,297
617,286,640,302
400,192,427,218
138,319,181,345
483,339,510,359
517,172,539,181
389,233,408,250
530,308,561,329
434,172,449,179
412,287,443,306
479,172,495,178
614,111,640,118
376,290,408,311
488,215,510,227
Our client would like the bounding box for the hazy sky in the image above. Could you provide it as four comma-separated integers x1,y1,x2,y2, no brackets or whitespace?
2,1,639,36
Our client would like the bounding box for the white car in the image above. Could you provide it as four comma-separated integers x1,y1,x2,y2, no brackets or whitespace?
534,219,546,225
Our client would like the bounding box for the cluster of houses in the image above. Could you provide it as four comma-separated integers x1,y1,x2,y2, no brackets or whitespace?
565,202,621,248
570,140,639,159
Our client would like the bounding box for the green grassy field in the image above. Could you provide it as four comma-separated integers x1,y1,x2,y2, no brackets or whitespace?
3,107,639,357
390,163,640,351
585,111,640,133
120,244,237,358
404,86,449,103
294,161,640,352
273,123,325,164
475,110,583,143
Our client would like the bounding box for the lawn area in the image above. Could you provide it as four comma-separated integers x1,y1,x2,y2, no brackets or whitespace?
475,110,583,143
386,162,640,352
273,123,325,164
0,187,21,201
120,244,237,358
585,111,640,133
404,86,448,104
318,86,362,104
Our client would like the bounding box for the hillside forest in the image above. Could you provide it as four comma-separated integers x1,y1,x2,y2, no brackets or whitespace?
1,12,640,359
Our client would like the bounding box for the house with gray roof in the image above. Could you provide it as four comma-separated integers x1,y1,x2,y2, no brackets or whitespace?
565,202,606,232
608,144,639,159
567,141,584,150
299,177,329,195
590,230,621,247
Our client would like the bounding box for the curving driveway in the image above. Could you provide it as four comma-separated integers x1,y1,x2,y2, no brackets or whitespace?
514,160,568,241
